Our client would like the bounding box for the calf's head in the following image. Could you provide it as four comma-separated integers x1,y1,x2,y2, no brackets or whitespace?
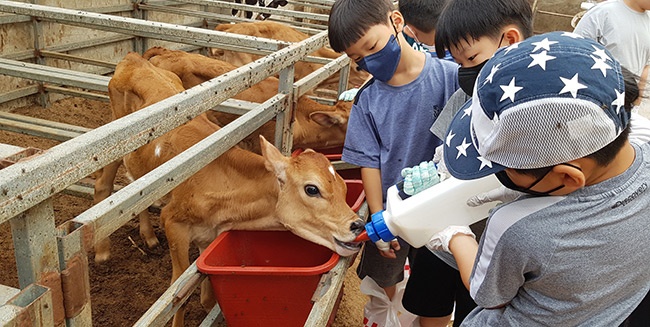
293,98,351,150
260,136,364,256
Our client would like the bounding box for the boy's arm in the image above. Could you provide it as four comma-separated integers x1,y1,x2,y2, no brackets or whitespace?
451,235,507,309
361,167,383,214
448,234,479,290
438,228,515,309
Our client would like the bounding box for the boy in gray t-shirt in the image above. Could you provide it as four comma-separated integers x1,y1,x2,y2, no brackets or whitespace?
431,32,650,326
573,0,650,115
573,0,649,79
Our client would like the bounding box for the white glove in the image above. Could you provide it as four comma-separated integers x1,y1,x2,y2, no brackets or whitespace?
338,88,359,101
375,239,392,252
426,226,475,253
466,186,523,207
432,145,450,181
401,160,440,195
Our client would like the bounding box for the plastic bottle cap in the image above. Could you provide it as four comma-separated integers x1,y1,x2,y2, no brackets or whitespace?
365,210,396,243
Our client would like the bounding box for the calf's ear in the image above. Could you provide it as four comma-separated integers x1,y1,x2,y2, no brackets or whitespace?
260,135,288,184
310,111,346,127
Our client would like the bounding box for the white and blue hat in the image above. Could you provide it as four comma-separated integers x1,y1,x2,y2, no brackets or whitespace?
444,31,630,180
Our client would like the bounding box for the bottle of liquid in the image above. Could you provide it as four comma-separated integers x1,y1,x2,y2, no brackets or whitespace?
355,175,502,247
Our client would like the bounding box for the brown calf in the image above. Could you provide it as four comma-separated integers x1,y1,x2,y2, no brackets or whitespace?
93,52,185,262
98,53,364,327
211,21,369,90
143,46,351,153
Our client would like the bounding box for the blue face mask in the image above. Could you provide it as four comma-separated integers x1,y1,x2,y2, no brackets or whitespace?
356,34,402,82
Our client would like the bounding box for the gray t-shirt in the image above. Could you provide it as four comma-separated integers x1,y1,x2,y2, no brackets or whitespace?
342,55,459,199
573,0,650,77
462,142,650,326
430,88,470,140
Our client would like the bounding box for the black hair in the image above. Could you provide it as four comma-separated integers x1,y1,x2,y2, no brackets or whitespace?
399,0,447,33
328,0,395,53
434,0,533,58
516,67,639,178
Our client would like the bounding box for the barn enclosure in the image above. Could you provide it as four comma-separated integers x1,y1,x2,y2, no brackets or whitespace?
0,0,587,326
0,0,370,326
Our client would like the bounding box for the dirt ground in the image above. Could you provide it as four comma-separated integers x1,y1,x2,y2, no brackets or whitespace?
0,2,589,326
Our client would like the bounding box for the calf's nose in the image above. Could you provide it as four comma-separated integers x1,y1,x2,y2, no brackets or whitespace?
349,219,365,235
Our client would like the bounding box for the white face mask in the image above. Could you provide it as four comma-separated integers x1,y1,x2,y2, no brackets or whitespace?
404,25,435,51
419,42,435,52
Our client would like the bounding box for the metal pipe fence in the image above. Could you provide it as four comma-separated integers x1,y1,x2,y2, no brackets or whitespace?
0,1,360,326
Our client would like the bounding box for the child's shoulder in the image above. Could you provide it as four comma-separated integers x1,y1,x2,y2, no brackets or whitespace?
413,56,458,91
585,0,622,16
424,55,459,76
353,78,378,105
419,56,459,92
353,78,401,104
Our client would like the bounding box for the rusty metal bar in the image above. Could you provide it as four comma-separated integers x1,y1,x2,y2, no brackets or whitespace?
0,1,288,51
9,199,65,325
173,0,330,22
536,10,575,19
293,54,350,98
276,65,295,155
0,57,110,91
40,51,117,69
30,0,48,107
43,85,110,102
2,35,133,61
0,284,54,327
56,222,92,325
0,85,39,104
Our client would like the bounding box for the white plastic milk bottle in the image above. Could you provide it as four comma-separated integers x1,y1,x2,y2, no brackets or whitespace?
363,175,502,247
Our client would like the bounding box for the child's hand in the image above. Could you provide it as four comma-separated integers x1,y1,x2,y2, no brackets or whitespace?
427,226,475,254
432,145,450,181
377,239,401,259
466,186,523,207
401,161,440,195
338,88,359,101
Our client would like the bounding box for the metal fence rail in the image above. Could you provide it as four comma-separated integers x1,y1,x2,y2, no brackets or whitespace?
174,0,330,22
0,1,288,51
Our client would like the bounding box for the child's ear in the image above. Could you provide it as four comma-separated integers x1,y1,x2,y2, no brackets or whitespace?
553,163,586,189
390,10,404,32
503,25,525,45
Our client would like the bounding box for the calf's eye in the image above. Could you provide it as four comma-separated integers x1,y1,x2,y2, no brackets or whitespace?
304,185,320,197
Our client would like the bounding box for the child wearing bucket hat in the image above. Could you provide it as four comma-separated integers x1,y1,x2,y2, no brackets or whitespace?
430,31,650,326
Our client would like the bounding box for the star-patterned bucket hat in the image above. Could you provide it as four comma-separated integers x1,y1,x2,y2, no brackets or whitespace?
444,31,629,180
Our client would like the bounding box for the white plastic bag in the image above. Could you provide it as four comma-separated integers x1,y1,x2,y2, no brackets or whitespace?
360,263,418,327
